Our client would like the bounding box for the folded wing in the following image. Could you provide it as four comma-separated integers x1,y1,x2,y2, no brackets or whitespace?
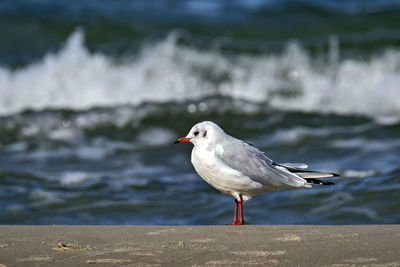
217,140,311,188
217,140,338,188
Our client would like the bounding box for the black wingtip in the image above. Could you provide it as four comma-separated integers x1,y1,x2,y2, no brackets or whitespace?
332,172,340,177
174,140,179,144
305,178,335,185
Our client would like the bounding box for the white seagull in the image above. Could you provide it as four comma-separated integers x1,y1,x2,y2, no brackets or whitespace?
175,121,339,225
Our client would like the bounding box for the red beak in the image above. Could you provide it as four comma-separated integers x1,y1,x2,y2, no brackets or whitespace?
174,137,191,144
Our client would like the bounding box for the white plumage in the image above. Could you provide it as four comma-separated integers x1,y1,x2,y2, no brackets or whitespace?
175,121,338,225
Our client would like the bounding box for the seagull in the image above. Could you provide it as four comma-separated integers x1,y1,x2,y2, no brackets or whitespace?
175,121,339,225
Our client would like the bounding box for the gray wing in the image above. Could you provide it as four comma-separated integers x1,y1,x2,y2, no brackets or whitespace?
217,140,310,188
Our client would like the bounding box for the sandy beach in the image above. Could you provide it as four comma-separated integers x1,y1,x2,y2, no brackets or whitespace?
0,225,399,266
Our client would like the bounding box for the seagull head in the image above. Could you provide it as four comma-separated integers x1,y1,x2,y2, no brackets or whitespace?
174,121,226,146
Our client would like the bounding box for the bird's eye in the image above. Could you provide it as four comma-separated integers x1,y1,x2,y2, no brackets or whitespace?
194,131,199,136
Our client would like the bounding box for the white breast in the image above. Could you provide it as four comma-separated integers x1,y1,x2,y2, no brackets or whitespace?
191,144,263,199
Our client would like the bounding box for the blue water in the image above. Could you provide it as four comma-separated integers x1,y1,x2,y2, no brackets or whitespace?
0,0,400,225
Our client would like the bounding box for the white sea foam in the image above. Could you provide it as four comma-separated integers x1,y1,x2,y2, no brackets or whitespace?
1,30,400,116
342,169,377,178
48,127,83,141
59,171,89,185
136,127,176,146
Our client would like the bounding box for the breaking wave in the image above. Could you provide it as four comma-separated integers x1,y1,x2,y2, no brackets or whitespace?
1,30,400,116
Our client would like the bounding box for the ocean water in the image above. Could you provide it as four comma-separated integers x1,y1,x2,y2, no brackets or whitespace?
1,0,400,225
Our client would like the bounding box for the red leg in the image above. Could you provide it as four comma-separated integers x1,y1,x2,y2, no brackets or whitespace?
238,194,245,225
229,195,245,225
230,199,239,225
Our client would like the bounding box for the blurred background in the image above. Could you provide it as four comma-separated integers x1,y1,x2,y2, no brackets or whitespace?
0,0,399,225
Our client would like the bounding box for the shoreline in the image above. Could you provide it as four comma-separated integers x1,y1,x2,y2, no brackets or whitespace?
0,225,399,266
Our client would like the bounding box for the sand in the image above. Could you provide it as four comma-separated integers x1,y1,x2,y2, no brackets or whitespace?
0,225,399,266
